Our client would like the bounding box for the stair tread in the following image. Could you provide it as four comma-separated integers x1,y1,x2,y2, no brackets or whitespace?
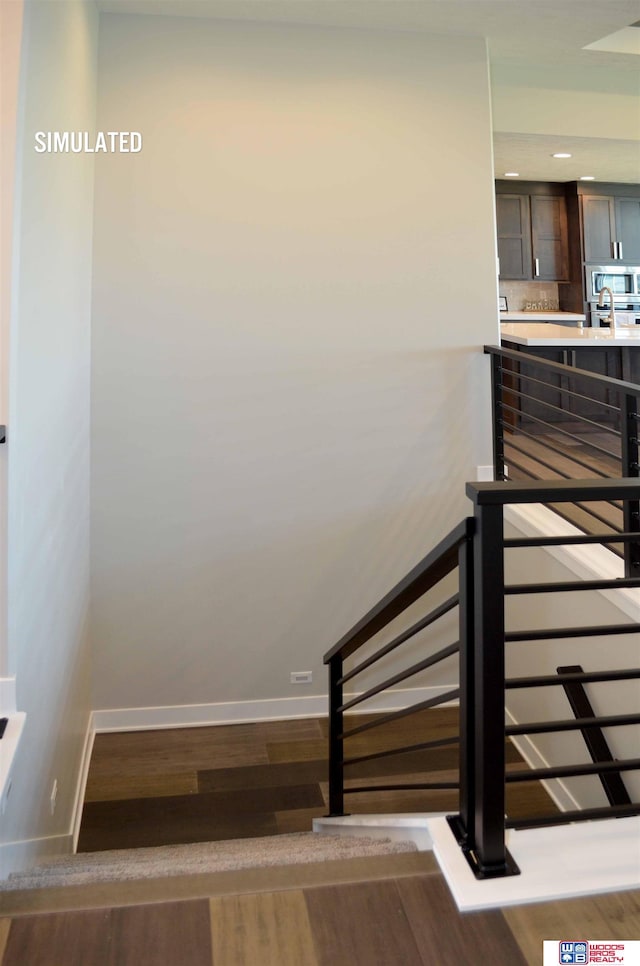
0,849,438,918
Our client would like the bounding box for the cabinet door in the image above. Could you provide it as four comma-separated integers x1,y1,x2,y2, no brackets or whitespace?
615,197,640,263
582,196,616,262
530,196,569,281
496,195,531,279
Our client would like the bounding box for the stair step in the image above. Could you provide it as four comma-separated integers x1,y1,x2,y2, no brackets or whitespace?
0,845,437,919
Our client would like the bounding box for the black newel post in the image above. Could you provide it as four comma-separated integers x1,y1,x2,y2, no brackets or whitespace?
327,655,345,817
491,352,506,482
453,527,475,848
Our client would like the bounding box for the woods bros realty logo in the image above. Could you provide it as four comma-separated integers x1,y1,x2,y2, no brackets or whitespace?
34,131,142,153
543,941,640,965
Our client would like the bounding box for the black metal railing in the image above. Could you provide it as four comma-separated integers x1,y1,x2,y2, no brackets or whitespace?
324,519,473,818
485,344,640,576
448,478,640,878
325,477,640,881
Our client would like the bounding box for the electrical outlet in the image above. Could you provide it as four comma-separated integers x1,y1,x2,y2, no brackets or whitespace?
290,671,312,685
50,779,58,816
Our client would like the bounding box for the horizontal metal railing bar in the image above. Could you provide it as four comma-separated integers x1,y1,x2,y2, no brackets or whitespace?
500,403,623,458
339,642,460,713
505,531,640,547
500,396,617,439
503,420,620,472
506,802,640,830
506,713,640,736
467,477,640,507
343,781,459,794
324,519,473,665
338,593,459,687
486,343,640,396
505,576,640,594
339,688,460,740
505,621,639,643
506,669,640,689
343,734,459,768
505,758,640,783
504,437,612,484
495,363,622,415
503,433,612,480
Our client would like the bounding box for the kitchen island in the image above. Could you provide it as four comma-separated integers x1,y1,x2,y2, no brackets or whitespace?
498,322,640,424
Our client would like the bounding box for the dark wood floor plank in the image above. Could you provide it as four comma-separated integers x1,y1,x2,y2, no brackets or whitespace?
198,759,328,793
84,770,198,803
304,878,425,966
78,792,280,851
210,891,318,966
88,724,269,781
504,889,640,966
396,873,527,966
252,719,324,742
275,806,328,834
109,899,212,966
1,908,112,966
267,738,327,763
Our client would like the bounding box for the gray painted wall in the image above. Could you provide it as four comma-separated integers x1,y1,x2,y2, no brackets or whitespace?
90,15,498,713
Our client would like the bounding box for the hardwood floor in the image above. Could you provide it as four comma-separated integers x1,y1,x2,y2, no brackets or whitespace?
2,872,638,965
1,714,638,964
78,709,556,852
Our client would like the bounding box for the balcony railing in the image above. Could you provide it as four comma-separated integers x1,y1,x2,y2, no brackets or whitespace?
324,478,640,879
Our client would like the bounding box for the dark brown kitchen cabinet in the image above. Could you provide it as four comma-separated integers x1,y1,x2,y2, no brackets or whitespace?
530,195,569,281
496,194,531,279
495,183,569,281
583,194,640,263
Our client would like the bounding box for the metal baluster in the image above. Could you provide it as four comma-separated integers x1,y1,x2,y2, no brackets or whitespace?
621,393,640,578
327,655,345,816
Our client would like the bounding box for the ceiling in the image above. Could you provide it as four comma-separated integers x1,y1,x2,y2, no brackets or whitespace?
98,0,640,183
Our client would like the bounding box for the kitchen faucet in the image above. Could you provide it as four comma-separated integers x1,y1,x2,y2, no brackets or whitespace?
597,286,616,326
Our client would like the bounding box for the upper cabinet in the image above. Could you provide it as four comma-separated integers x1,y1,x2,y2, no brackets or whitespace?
495,182,569,281
583,195,640,263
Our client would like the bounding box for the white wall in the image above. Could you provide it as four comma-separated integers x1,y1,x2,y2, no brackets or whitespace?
1,0,98,871
91,15,498,714
0,0,24,686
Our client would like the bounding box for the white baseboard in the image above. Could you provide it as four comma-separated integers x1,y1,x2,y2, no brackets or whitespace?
71,719,96,852
92,686,458,733
0,833,73,881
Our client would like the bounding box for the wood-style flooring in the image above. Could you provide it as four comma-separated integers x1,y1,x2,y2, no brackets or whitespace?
1,714,638,965
503,425,627,550
78,709,557,852
1,863,638,965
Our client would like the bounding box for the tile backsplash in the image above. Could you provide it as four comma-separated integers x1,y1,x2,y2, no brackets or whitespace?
499,281,560,312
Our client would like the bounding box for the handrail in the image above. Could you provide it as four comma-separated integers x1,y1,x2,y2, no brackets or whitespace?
467,477,640,506
325,471,640,880
485,343,640,396
323,516,473,664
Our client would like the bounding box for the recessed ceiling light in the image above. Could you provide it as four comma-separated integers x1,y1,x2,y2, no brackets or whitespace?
580,176,596,181
552,153,572,159
504,172,519,177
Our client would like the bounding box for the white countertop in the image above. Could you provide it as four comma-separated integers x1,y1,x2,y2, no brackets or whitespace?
500,311,586,323
500,322,640,346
